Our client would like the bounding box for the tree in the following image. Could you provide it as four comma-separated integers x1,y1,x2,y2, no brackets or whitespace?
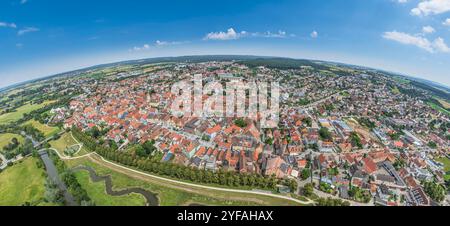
265,137,274,145
427,141,437,149
234,118,248,128
303,183,314,197
302,117,312,127
319,127,332,141
393,159,406,170
350,132,363,149
423,181,446,203
300,169,311,181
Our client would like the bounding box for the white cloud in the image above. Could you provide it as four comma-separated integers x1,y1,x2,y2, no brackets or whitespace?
17,27,39,36
257,30,288,38
310,30,318,38
432,37,450,52
131,44,151,51
155,40,169,46
443,18,450,26
155,40,186,46
411,0,450,16
204,28,244,40
422,26,435,34
131,40,187,52
204,28,294,41
0,21,17,29
383,31,433,52
383,31,450,53
397,0,408,3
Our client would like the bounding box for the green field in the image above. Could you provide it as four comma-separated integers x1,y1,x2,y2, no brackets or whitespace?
437,157,450,180
66,157,302,206
0,101,53,125
73,170,147,206
49,132,91,157
23,119,60,138
0,133,24,153
391,86,400,95
428,102,450,117
393,76,411,84
0,157,49,206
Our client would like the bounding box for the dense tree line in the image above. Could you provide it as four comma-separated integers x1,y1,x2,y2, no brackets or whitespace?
422,180,446,203
43,178,65,205
48,151,94,206
3,138,34,160
240,58,330,71
72,127,298,192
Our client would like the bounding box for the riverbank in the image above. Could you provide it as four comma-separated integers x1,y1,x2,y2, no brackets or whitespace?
72,165,157,206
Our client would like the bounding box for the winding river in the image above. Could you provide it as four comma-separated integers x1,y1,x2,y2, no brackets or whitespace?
72,166,159,206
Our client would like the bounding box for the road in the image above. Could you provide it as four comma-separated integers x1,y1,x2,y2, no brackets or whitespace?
0,152,24,170
0,153,8,170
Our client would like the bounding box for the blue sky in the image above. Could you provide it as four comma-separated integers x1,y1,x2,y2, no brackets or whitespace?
1,0,450,88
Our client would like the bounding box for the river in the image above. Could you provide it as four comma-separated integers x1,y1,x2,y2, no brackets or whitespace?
38,150,77,206
72,166,159,206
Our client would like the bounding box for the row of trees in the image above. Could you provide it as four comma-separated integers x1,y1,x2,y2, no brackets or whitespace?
72,127,298,192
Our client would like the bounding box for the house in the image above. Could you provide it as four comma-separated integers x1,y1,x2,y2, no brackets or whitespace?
264,156,287,178
408,187,429,206
205,124,221,139
361,157,378,174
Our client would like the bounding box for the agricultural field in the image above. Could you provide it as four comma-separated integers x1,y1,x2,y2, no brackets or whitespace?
436,98,450,110
0,101,54,125
0,157,50,206
428,102,450,117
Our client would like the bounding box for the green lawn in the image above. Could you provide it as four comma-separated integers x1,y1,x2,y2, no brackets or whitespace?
66,157,304,206
436,157,450,180
0,101,53,125
0,157,49,206
49,132,91,157
73,170,147,206
0,133,24,153
391,86,400,95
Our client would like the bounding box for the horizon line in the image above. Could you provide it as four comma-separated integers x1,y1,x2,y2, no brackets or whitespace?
1,54,448,92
